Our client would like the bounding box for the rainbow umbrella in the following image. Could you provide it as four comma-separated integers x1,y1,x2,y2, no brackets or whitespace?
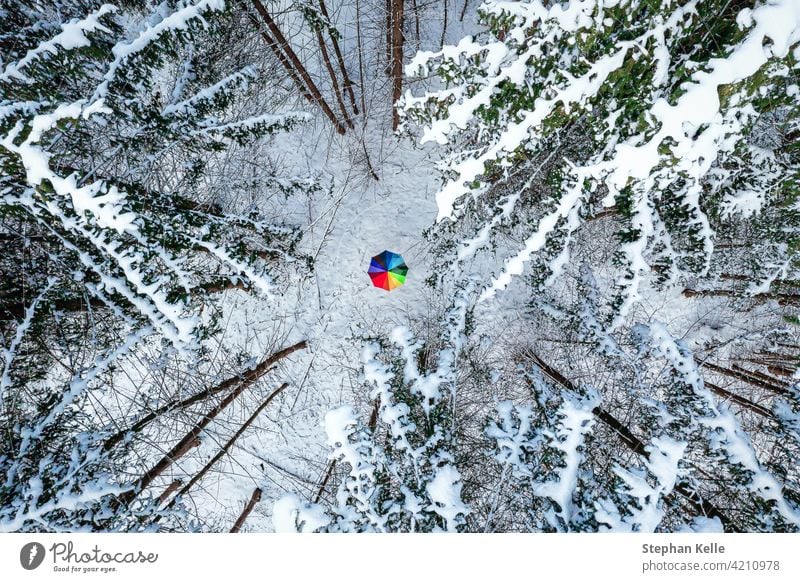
368,250,408,291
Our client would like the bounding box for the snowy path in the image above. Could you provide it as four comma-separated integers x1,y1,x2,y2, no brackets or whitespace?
184,117,441,530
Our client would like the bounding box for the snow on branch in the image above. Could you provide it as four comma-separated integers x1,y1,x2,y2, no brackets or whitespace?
91,0,227,104
405,0,800,318
646,321,800,526
275,290,475,532
0,4,116,84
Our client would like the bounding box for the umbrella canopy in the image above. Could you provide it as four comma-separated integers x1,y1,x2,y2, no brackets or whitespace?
368,250,408,291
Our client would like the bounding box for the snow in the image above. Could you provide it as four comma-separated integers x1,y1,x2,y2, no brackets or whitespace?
598,437,687,532
479,169,589,301
775,400,800,441
189,237,274,296
272,494,330,533
1,102,204,347
194,111,312,140
680,516,726,533
4,0,800,535
91,0,227,104
0,480,126,533
426,465,469,532
421,41,631,222
608,0,800,317
163,66,257,116
532,392,597,527
0,4,116,83
0,280,55,409
322,403,383,529
486,401,536,475
324,405,358,449
647,321,800,527
644,436,687,493
3,101,136,233
406,37,516,144
363,343,418,462
407,0,800,320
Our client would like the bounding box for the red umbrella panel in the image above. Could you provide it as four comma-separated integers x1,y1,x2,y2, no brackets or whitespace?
368,250,408,291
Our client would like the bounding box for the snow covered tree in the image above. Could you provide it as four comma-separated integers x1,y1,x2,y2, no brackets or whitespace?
476,299,800,531
274,288,473,532
484,373,599,531
0,0,313,531
381,0,800,533
403,0,800,320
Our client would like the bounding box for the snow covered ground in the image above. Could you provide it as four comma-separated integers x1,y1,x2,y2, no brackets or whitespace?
175,109,444,530
175,7,487,531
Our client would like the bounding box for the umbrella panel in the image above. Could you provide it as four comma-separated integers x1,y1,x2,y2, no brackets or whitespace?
369,271,390,290
387,272,405,290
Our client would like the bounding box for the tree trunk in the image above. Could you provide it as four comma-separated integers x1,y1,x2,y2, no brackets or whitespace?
317,0,359,115
230,488,263,532
103,340,307,451
246,12,316,106
732,363,791,387
312,23,354,128
313,460,337,504
158,480,183,503
459,0,469,22
385,0,393,67
412,0,420,46
163,383,288,509
682,287,800,306
440,0,448,48
698,360,791,396
355,0,367,116
116,356,300,506
390,0,405,130
250,0,347,134
703,381,775,418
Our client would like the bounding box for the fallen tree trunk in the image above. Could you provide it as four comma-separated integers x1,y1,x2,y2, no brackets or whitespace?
115,346,305,506
698,360,791,397
683,287,800,306
230,488,263,532
103,340,307,452
162,383,288,509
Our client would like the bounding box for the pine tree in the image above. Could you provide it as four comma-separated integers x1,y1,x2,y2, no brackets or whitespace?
403,0,800,321
379,0,800,533
0,0,312,531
